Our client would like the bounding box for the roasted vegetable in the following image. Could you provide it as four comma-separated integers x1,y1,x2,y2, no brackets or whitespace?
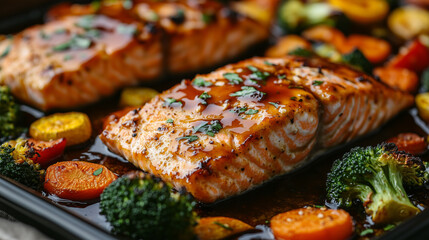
416,93,429,122
387,133,427,155
373,67,419,93
341,49,373,74
30,112,92,146
194,217,253,240
119,87,159,107
270,207,354,240
388,6,429,40
0,140,44,190
278,0,348,33
100,172,197,240
265,35,312,57
44,161,117,201
302,25,346,49
387,39,429,73
326,143,427,224
329,0,389,24
339,35,391,64
0,86,25,143
27,138,67,167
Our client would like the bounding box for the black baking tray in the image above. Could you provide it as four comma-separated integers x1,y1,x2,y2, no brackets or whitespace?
1,1,429,240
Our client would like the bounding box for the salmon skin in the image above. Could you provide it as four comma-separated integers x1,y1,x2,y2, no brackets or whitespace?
0,0,274,110
101,56,413,203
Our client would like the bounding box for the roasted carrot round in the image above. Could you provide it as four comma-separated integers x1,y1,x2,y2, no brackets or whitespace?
265,35,312,57
44,161,117,201
387,133,427,155
373,67,419,93
194,217,253,240
270,207,354,240
340,35,391,64
302,25,346,50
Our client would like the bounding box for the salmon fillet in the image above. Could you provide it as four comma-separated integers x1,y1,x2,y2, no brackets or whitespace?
0,0,274,110
101,56,413,203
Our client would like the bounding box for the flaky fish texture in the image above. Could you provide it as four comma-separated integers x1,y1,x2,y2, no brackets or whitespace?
0,0,275,110
101,56,413,203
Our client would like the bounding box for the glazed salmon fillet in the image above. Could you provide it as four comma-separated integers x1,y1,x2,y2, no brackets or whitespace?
101,56,413,203
0,0,275,110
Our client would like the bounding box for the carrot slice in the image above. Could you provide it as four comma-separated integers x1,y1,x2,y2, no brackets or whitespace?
373,67,419,93
271,207,354,240
265,35,312,57
387,133,427,155
194,217,253,240
340,35,391,64
302,25,346,49
44,161,117,201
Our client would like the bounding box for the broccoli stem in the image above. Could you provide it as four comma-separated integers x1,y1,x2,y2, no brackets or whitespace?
365,164,419,224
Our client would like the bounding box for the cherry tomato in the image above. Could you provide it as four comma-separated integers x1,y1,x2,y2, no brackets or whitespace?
387,133,427,155
387,39,429,73
28,138,67,166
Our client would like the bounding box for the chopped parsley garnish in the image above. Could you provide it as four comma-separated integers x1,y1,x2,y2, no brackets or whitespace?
54,28,66,34
264,60,274,66
166,119,174,123
202,13,213,24
52,35,92,52
0,45,11,59
360,229,374,237
290,96,297,101
288,85,304,89
245,109,259,115
193,77,212,87
384,224,395,231
116,24,137,35
312,80,324,86
278,75,286,79
39,30,50,40
93,168,103,176
148,12,159,22
163,97,182,107
85,29,101,38
269,102,279,108
199,92,211,105
223,73,243,85
230,86,266,100
213,221,233,231
193,120,222,137
230,107,248,114
247,65,270,81
63,54,73,61
75,15,95,30
176,135,199,143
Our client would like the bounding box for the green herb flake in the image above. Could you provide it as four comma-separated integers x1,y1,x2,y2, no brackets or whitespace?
85,29,101,38
230,107,248,114
290,96,297,101
122,0,133,10
230,86,266,99
269,102,279,108
166,119,174,123
223,73,243,85
116,24,137,36
93,167,103,176
193,120,222,137
199,92,211,100
163,98,182,107
52,35,92,52
63,54,73,61
54,28,66,34
213,221,233,231
247,65,270,80
202,13,213,24
384,224,395,231
278,75,286,79
360,229,374,237
193,77,212,87
288,85,304,89
245,109,259,115
264,60,274,66
312,80,324,86
0,45,11,59
75,15,95,30
39,30,50,40
176,135,199,143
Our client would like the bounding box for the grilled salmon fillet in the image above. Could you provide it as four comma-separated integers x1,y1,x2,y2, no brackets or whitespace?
0,0,275,110
101,56,413,203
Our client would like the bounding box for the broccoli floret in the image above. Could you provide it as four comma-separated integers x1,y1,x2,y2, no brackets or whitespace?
341,49,373,74
0,140,44,190
0,86,25,143
100,172,197,240
326,143,427,224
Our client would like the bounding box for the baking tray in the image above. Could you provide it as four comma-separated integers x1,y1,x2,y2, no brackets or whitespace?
1,1,429,240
